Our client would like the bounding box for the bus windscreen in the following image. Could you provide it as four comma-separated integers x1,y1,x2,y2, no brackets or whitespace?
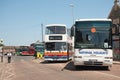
75,21,112,49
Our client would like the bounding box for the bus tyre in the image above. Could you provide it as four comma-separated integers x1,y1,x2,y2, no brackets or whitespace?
104,66,109,70
75,66,79,70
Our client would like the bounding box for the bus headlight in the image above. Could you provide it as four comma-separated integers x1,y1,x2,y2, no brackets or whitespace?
105,57,113,59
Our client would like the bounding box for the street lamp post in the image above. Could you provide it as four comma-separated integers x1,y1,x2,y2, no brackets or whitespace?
118,24,120,60
0,39,4,62
70,4,74,24
118,24,120,55
41,24,43,42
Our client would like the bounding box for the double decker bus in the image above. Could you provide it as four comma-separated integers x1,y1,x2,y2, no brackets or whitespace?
44,24,72,61
71,19,113,69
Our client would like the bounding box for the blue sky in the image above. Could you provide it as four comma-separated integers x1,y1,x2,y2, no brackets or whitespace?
0,0,115,46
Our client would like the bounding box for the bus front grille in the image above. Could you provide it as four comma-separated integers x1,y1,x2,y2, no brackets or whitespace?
84,61,103,65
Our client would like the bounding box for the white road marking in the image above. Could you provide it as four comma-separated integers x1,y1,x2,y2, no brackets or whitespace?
0,63,15,80
95,71,120,79
6,73,15,79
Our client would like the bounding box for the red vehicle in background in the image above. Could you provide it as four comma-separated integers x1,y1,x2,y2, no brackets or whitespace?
20,46,35,56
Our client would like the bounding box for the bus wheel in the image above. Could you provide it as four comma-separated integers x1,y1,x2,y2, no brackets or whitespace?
75,66,79,70
104,66,109,70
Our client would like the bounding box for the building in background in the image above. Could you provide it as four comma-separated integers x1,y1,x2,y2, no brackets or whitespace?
108,0,120,24
2,46,16,55
108,0,120,60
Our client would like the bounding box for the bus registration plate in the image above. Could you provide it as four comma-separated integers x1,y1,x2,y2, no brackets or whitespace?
89,59,97,62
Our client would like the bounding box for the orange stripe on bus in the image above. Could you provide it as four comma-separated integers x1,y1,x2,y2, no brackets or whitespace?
44,52,68,56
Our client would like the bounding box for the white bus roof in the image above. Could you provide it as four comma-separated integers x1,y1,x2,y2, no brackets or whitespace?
46,24,66,27
76,19,112,22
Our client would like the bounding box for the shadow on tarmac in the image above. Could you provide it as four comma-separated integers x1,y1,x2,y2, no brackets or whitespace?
62,61,110,71
39,60,110,71
40,60,68,64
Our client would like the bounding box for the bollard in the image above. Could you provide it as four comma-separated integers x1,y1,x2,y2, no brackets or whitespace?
0,52,3,62
1,55,3,62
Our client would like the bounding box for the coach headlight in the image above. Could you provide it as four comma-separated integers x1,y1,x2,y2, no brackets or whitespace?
105,57,113,59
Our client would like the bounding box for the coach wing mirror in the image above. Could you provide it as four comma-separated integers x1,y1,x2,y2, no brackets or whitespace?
86,34,92,41
88,35,92,41
104,39,109,48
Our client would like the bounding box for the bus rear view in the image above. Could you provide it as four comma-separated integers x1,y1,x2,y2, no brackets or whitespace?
71,19,113,69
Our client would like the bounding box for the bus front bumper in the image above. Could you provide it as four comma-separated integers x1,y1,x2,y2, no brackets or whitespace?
74,59,112,67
